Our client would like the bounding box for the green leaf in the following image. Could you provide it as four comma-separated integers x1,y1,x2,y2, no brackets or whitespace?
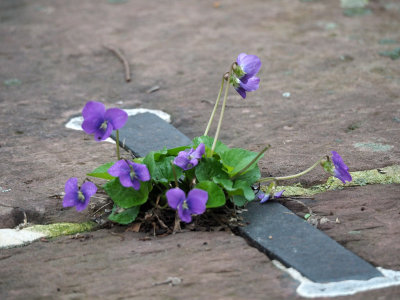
87,162,115,180
103,178,150,208
143,154,182,184
235,165,261,185
220,148,261,176
213,178,255,201
192,135,229,157
213,177,234,190
167,145,190,156
233,180,255,201
195,157,229,182
195,181,226,208
108,205,140,224
150,148,168,161
232,195,247,207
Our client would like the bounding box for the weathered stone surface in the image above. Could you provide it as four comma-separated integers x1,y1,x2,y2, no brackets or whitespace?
1,0,399,227
1,0,400,298
0,207,22,228
0,230,299,300
237,201,382,283
110,113,191,157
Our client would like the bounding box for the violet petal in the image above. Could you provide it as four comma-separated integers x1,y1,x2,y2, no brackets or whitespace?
187,189,207,215
119,173,134,188
75,198,90,212
178,205,192,223
166,188,185,210
174,153,191,170
331,151,352,183
238,54,261,77
81,182,97,200
82,101,105,120
274,190,284,198
64,177,78,195
133,163,151,182
237,53,247,66
105,108,128,130
235,86,247,99
258,193,270,204
94,122,114,141
108,160,130,177
82,117,103,134
131,179,141,190
188,158,198,169
239,76,260,92
191,143,205,160
63,193,77,208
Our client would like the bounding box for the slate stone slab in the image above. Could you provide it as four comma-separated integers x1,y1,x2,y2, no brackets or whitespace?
111,113,192,157
237,201,383,283
112,112,383,283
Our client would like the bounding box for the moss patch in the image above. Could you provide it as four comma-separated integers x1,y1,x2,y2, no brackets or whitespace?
275,165,400,197
27,221,97,238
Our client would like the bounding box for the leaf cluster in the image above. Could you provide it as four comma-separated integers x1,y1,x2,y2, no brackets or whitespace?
87,136,263,224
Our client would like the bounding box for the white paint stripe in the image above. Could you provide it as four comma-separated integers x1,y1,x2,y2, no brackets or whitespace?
272,260,400,298
65,108,171,143
0,228,46,249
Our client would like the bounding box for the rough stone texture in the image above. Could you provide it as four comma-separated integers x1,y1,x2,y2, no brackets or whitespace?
1,0,400,298
1,0,399,223
0,230,300,300
238,201,382,283
0,207,24,228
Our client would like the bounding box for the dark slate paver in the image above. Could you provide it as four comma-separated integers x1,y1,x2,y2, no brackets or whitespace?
112,113,383,283
237,201,383,283
111,113,191,157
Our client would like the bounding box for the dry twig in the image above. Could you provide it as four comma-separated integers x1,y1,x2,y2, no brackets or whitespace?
103,44,131,82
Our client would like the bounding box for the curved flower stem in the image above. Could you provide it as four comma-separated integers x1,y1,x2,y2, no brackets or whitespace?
257,158,324,183
211,63,235,153
204,75,226,136
115,130,121,160
231,144,271,180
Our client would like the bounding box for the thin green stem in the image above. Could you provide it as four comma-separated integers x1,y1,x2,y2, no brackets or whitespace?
257,158,324,183
115,130,121,160
231,144,271,180
171,161,178,188
211,64,235,153
204,75,226,136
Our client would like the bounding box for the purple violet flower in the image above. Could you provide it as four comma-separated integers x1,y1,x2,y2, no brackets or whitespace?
258,190,284,204
231,53,261,99
173,143,205,171
63,177,97,211
108,160,150,190
82,101,128,141
166,187,208,223
331,151,352,184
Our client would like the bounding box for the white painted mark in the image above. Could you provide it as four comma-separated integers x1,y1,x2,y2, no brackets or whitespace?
0,228,46,249
272,260,400,298
65,108,171,143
